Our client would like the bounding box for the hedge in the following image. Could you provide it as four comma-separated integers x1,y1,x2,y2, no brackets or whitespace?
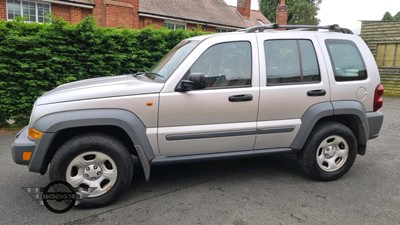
0,17,206,127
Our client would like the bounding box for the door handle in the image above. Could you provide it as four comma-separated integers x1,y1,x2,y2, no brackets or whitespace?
228,94,253,102
307,89,326,97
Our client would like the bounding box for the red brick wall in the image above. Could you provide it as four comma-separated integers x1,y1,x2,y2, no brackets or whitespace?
276,4,288,25
132,0,139,28
204,26,217,32
90,0,141,28
139,17,164,28
0,0,6,21
105,5,132,28
187,23,217,32
94,0,139,28
93,0,106,26
52,4,91,24
237,0,251,19
70,6,91,24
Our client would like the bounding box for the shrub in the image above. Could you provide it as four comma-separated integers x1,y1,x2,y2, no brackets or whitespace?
0,17,206,127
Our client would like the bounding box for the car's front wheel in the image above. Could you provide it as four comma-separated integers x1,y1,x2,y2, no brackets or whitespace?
49,133,133,208
298,122,357,181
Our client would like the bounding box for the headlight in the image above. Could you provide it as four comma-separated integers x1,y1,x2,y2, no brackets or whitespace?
28,128,43,140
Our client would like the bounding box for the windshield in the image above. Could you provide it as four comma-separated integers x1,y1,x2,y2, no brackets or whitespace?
150,40,199,81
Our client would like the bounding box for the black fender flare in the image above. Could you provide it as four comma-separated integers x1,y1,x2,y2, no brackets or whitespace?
30,109,154,180
291,101,368,152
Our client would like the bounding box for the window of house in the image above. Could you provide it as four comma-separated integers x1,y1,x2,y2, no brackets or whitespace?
164,21,186,30
188,41,252,88
325,39,367,81
376,43,400,67
7,0,50,23
216,28,233,33
264,39,320,85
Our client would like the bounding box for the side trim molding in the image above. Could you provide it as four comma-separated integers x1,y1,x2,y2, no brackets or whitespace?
151,148,293,165
165,127,295,141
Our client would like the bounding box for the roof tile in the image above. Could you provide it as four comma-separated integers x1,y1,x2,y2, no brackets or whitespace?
139,0,267,28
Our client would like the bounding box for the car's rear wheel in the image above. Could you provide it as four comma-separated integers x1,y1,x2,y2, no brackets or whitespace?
49,133,133,208
298,122,357,181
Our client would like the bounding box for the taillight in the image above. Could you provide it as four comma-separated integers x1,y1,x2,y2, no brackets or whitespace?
373,84,384,111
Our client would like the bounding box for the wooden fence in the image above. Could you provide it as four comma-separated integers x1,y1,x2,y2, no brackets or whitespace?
379,67,400,95
361,21,400,96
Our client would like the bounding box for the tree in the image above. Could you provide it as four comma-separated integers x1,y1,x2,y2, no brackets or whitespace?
382,11,400,21
259,0,322,25
394,12,400,21
382,11,394,21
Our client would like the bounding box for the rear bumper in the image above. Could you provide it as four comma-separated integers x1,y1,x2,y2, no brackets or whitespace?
367,111,384,139
11,126,36,165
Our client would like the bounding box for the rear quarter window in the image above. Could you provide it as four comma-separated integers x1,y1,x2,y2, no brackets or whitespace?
325,39,367,81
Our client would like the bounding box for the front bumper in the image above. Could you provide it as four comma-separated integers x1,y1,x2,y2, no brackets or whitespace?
11,126,36,165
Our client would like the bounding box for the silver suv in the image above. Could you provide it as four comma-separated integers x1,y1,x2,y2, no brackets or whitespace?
12,24,384,207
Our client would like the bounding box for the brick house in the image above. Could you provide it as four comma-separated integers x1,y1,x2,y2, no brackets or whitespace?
139,0,270,32
0,0,270,31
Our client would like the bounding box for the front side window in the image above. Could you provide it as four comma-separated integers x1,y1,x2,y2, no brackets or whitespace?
325,39,367,81
7,0,50,23
264,39,320,85
189,41,252,88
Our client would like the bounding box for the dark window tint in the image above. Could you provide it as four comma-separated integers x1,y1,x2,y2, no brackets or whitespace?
264,40,320,85
190,41,252,88
325,39,367,81
299,40,320,82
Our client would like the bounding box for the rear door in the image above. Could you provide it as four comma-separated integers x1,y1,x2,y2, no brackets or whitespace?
255,33,331,150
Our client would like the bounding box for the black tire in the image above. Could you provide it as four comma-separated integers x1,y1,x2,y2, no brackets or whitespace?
49,133,133,208
298,122,357,181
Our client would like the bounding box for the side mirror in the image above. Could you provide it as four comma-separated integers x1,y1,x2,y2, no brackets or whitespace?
178,73,206,91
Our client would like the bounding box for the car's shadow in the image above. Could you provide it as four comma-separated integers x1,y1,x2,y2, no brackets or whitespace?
114,154,306,205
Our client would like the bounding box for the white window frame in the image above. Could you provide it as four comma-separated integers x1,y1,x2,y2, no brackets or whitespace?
164,20,187,30
6,0,51,23
216,27,234,33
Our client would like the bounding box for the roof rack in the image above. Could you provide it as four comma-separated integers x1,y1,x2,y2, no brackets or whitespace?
245,24,353,34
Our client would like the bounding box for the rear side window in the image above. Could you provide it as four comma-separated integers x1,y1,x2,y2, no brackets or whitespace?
325,39,367,81
264,39,320,85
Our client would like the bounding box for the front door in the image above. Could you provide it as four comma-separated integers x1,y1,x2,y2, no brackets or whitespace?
158,38,259,156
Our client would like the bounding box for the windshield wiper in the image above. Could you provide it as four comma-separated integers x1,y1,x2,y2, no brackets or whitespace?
133,71,146,77
133,71,165,79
